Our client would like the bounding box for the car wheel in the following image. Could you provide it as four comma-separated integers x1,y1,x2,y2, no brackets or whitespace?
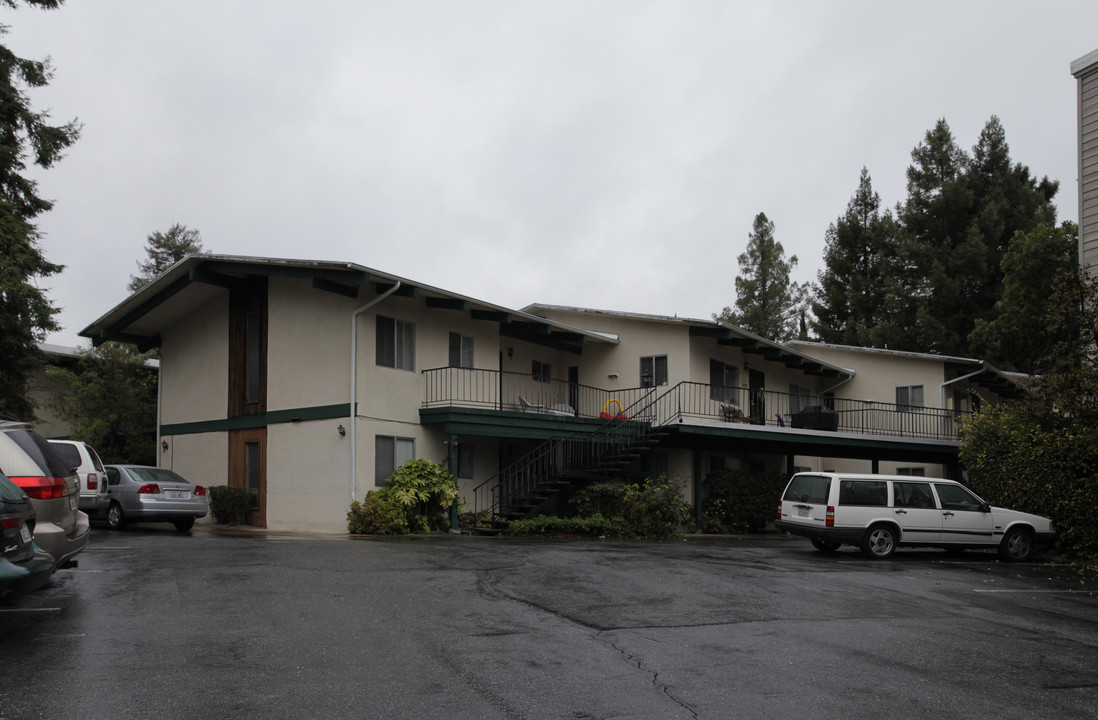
811,537,842,553
106,502,127,531
998,527,1034,562
860,524,897,559
173,517,195,532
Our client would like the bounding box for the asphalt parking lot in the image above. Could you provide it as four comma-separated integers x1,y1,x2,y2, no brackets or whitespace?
2,527,1096,720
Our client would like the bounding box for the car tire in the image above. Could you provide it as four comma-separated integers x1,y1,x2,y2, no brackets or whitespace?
106,502,127,531
173,517,195,532
998,527,1034,562
811,537,842,553
860,524,897,559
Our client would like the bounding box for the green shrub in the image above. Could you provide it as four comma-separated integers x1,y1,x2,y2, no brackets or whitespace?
207,486,250,525
961,403,1098,560
507,513,628,537
619,476,691,538
508,475,689,539
348,489,410,535
347,459,460,534
700,470,787,534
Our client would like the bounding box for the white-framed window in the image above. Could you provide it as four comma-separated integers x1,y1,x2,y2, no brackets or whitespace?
532,360,551,383
449,332,474,368
640,355,668,388
896,385,924,411
709,359,739,402
375,435,415,485
456,442,475,479
376,316,415,371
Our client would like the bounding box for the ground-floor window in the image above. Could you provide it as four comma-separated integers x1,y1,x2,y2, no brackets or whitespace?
456,442,475,479
376,435,415,485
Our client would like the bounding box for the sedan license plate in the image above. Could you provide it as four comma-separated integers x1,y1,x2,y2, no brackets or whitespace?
165,490,188,500
796,506,810,518
20,524,32,544
69,495,77,512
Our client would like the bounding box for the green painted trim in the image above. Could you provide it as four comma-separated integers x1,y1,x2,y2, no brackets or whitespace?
162,403,353,436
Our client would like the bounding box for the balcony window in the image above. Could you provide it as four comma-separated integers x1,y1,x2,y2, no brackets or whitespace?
789,383,812,413
449,332,474,368
532,360,551,383
640,355,668,388
896,385,924,411
709,359,739,402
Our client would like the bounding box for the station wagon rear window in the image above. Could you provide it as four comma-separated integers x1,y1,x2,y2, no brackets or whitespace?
838,480,888,507
782,475,831,504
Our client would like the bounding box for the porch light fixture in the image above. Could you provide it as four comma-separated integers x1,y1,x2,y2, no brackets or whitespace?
337,424,346,437
507,347,514,359
161,440,168,451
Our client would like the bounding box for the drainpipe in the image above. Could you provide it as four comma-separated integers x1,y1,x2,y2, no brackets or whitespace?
820,373,853,399
350,281,402,502
940,362,985,410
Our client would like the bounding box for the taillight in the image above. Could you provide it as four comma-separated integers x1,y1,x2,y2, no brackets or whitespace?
9,476,68,500
777,503,783,520
1,517,21,530
826,506,835,528
193,485,207,496
87,473,98,490
137,483,160,494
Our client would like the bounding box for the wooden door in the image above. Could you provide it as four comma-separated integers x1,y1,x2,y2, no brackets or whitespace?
229,427,267,527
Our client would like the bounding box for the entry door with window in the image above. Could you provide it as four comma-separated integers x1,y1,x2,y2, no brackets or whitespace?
229,428,267,528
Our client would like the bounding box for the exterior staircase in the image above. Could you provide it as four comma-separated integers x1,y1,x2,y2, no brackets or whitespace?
473,387,673,519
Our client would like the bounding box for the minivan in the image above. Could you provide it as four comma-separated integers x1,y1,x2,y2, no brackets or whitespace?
775,472,1054,561
48,439,108,514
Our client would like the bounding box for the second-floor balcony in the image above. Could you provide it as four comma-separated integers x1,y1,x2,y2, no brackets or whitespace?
422,367,970,442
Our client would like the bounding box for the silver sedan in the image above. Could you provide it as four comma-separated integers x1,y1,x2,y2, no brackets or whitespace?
103,465,209,532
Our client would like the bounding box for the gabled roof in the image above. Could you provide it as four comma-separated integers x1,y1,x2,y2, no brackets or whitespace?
523,304,853,380
79,254,619,354
785,340,1027,399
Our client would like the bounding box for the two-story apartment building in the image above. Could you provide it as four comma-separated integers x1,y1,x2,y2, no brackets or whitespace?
80,254,1023,532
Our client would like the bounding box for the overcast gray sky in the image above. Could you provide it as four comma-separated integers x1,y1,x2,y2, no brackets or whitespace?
8,1,1098,347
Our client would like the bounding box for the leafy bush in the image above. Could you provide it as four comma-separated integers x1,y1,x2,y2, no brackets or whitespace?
506,475,690,539
208,486,250,525
348,490,410,535
701,470,787,534
961,403,1098,559
347,459,460,534
619,476,691,538
507,514,628,537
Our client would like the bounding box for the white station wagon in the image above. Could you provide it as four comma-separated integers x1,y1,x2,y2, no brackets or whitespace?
775,473,1055,561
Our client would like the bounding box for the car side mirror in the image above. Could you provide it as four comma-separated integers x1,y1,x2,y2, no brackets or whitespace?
980,502,991,513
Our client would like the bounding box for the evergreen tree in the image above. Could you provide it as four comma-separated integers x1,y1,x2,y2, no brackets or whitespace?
0,0,81,420
811,168,897,346
969,223,1078,373
45,342,157,464
128,223,205,293
882,117,1058,357
716,212,804,341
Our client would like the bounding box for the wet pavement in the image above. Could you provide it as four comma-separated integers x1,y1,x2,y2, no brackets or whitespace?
2,527,1096,719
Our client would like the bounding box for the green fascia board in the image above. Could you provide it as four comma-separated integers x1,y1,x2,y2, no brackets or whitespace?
310,277,360,298
99,275,192,345
161,403,353,436
419,407,605,438
201,260,371,287
426,297,470,311
189,266,249,290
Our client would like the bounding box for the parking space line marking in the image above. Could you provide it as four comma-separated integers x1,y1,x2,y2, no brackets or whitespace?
973,589,1074,593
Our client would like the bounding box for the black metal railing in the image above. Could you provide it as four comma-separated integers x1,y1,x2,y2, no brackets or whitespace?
423,368,969,441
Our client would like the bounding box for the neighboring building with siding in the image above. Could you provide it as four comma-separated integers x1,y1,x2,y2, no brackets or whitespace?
1073,47,1098,274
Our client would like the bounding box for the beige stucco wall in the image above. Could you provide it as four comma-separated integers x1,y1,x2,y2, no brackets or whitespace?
160,294,230,424
267,419,351,533
788,344,947,408
267,278,355,411
161,430,228,525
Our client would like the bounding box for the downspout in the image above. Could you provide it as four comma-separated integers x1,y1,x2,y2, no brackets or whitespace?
940,362,986,411
156,354,163,468
350,281,402,502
